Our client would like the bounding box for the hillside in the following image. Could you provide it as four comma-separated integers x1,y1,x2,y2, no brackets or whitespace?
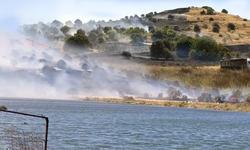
152,7,250,45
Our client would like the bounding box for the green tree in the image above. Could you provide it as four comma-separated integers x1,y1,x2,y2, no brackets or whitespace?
200,10,206,15
150,40,173,59
221,9,228,14
189,37,229,60
163,39,171,50
60,26,70,35
176,36,194,58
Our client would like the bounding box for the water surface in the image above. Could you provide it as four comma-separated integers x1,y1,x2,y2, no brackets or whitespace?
1,99,250,150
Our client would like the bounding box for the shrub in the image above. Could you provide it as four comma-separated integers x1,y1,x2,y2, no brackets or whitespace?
189,37,229,60
228,23,235,30
176,36,195,58
244,96,250,103
122,51,132,58
198,93,213,102
202,6,214,10
209,17,214,21
219,34,223,37
202,24,208,29
212,26,220,33
150,40,173,60
207,8,214,15
197,17,200,21
243,18,248,21
98,37,105,43
213,22,220,29
64,34,92,51
131,33,144,45
221,9,228,14
168,14,174,20
200,10,206,15
88,32,98,41
0,106,7,110
194,24,201,32
152,18,157,23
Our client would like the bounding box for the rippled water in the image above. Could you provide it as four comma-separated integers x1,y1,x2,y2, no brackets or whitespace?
1,99,250,150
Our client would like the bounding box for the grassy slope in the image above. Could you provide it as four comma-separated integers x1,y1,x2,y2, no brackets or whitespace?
184,7,250,45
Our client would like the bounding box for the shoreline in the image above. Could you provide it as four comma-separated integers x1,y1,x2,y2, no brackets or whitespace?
82,97,250,113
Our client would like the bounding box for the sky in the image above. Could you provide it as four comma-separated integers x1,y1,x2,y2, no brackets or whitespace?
0,0,249,30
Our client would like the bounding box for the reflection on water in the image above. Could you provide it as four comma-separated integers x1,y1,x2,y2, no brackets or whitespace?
1,99,250,149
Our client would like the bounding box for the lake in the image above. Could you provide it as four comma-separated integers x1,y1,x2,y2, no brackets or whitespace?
1,99,250,150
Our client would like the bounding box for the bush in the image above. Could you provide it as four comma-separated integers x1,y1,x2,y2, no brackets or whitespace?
244,96,250,103
88,32,98,41
98,37,105,43
209,17,214,21
194,24,201,32
228,23,235,30
202,24,208,29
0,106,7,110
168,14,174,20
200,10,206,15
219,34,223,37
213,22,220,29
202,6,214,10
243,18,248,21
189,37,229,60
131,33,144,45
207,8,214,15
212,26,220,33
150,40,173,60
176,36,195,58
64,34,92,51
122,51,132,58
152,18,157,23
107,30,119,41
221,9,228,14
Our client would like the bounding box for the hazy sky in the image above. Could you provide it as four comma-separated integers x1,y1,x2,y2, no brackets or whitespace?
0,0,249,29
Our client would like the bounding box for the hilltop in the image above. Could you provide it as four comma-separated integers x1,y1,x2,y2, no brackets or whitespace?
142,7,250,45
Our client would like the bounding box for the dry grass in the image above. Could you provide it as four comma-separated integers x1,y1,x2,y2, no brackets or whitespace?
146,66,250,88
83,97,250,112
184,7,250,45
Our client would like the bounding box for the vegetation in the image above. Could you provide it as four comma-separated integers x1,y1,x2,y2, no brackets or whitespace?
63,29,92,51
0,106,7,110
122,51,132,58
83,97,250,112
189,37,229,60
228,23,236,30
60,26,70,35
176,36,194,58
207,8,214,15
194,24,201,32
147,66,250,88
209,17,214,21
150,40,173,60
221,9,228,14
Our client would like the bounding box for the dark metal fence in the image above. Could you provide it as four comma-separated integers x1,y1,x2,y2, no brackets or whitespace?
0,110,49,150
